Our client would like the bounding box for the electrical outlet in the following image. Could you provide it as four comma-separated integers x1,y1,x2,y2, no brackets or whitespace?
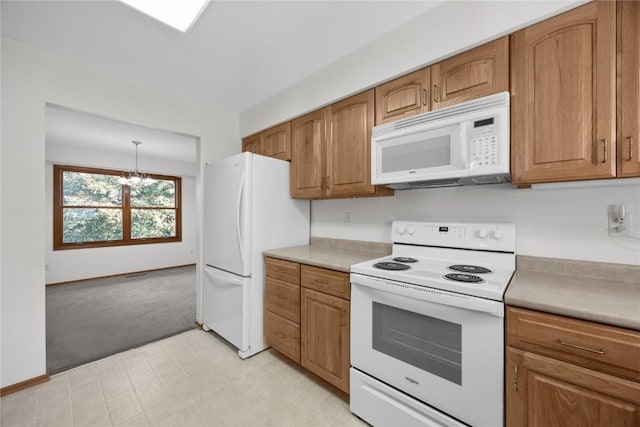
45,264,51,271
608,204,633,238
344,212,352,226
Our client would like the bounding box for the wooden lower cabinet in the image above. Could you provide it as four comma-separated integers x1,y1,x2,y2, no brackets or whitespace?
264,311,300,363
300,287,350,394
506,306,640,426
506,347,640,426
264,258,301,363
264,257,351,394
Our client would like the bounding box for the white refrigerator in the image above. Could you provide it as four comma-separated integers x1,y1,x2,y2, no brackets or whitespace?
203,152,310,358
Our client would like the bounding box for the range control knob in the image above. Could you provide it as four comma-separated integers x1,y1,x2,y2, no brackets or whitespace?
407,227,415,236
493,230,504,240
477,229,488,239
397,226,405,235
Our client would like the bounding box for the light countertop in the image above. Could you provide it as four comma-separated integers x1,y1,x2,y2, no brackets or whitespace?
263,237,391,273
505,256,640,330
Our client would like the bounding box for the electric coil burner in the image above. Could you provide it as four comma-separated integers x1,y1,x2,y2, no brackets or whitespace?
444,273,485,283
392,257,418,263
448,264,492,274
373,262,411,271
350,220,516,427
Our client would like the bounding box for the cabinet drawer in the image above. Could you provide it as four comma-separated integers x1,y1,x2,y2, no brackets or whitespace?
301,265,350,300
265,257,300,284
264,311,300,363
507,307,640,382
265,277,300,324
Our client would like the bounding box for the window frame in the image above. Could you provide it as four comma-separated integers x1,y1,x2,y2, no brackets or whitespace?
53,164,182,250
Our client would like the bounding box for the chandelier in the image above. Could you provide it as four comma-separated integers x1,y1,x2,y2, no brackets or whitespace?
117,141,155,186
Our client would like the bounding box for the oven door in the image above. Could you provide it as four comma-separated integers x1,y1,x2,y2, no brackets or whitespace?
350,273,504,427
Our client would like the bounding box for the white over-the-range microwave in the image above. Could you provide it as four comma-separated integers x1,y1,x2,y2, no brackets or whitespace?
371,91,510,189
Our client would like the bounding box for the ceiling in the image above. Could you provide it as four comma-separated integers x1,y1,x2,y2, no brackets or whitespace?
1,0,441,114
46,105,198,163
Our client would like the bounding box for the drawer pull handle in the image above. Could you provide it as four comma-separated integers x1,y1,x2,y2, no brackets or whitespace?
314,279,328,285
557,339,605,354
274,332,285,339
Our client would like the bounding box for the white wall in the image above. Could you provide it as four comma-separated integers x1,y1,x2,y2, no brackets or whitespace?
241,0,640,267
1,37,239,388
240,0,587,135
312,181,640,266
45,144,198,284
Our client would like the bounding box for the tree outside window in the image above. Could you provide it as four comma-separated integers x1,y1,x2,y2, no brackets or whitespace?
53,165,181,250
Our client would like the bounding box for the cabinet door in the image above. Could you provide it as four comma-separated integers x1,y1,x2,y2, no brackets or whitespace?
242,134,261,155
327,90,375,197
431,36,509,109
290,109,327,199
618,0,640,177
506,347,640,427
511,1,616,185
375,68,431,125
262,122,291,161
301,288,350,394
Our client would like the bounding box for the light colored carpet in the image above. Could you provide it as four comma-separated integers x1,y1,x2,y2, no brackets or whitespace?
46,265,196,375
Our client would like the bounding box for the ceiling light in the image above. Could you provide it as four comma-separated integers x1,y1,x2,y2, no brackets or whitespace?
120,0,210,32
118,141,155,187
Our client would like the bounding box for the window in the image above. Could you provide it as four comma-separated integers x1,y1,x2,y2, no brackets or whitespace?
53,165,181,250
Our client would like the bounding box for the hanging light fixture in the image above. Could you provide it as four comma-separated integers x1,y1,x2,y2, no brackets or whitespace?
117,141,155,186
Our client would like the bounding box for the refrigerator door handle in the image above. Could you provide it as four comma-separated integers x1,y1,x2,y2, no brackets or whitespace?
236,172,246,266
204,266,245,286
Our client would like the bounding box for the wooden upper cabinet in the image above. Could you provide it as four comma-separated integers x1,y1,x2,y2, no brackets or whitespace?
327,90,376,197
511,1,617,185
618,0,640,177
290,108,327,199
431,36,509,109
241,134,262,155
375,68,431,125
262,122,291,161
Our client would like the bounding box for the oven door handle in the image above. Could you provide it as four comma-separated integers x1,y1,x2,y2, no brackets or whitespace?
350,273,504,317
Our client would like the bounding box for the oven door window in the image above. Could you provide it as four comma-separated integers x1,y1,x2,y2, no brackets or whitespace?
372,302,462,385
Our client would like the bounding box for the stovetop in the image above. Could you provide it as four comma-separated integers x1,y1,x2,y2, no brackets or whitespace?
350,221,516,301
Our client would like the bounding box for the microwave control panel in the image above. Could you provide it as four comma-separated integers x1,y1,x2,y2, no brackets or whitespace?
470,117,498,169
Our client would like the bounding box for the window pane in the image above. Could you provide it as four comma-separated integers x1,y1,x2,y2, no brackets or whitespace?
131,209,176,239
130,180,176,208
63,171,122,206
63,208,123,243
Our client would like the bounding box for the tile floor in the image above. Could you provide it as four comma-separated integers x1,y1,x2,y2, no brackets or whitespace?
1,330,367,427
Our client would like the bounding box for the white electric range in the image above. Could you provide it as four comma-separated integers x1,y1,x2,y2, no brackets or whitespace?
350,220,515,427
